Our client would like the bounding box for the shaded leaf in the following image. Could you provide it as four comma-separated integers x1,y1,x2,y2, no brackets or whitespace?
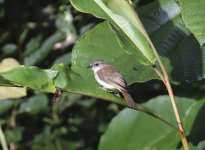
138,0,204,82
23,32,66,65
99,96,205,149
5,127,22,143
0,100,14,115
18,94,48,115
1,43,17,56
197,140,205,150
23,34,43,57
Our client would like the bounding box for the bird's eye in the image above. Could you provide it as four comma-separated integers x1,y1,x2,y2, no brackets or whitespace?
95,63,99,66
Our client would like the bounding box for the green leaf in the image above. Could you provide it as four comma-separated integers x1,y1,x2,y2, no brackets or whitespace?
183,98,205,145
70,22,157,86
0,66,58,93
23,34,43,57
52,52,72,65
71,0,156,64
19,28,29,44
178,0,205,45
1,43,18,56
0,119,7,126
0,100,14,114
23,32,66,65
18,94,48,115
197,140,205,150
98,96,205,149
5,127,22,143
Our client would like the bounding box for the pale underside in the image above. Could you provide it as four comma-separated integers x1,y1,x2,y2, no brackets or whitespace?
94,65,127,92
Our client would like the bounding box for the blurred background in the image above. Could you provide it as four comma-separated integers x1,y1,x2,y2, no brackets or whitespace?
0,0,125,149
0,0,203,149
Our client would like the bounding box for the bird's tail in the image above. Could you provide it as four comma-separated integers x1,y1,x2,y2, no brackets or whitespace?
121,90,136,108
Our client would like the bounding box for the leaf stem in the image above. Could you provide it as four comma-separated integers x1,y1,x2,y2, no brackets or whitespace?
148,30,189,150
164,78,189,150
150,38,189,149
150,36,189,150
134,9,189,149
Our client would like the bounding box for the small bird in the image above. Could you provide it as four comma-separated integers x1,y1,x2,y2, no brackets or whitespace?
86,59,136,108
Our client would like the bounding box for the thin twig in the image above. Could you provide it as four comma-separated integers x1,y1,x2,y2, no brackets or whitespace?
0,126,8,150
9,108,17,150
164,79,189,150
153,66,165,84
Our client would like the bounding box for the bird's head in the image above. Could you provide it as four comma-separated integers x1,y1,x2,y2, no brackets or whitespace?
86,59,107,72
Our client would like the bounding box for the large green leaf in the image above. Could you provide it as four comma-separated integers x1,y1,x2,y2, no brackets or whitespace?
71,0,156,65
98,96,205,149
138,0,205,81
178,0,205,46
70,22,157,86
70,0,205,82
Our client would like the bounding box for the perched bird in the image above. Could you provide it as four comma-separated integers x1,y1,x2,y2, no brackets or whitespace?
86,59,136,108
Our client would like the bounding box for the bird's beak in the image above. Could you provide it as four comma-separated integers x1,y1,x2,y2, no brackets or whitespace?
86,64,92,68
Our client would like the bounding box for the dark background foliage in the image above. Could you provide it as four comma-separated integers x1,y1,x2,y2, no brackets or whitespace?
0,0,205,149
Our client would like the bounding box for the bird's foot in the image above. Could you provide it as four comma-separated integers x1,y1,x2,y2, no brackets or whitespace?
99,86,113,93
114,93,121,97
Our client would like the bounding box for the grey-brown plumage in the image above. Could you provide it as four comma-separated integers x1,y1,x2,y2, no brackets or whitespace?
87,59,136,108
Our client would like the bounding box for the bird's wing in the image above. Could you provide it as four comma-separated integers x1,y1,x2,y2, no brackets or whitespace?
97,66,128,91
